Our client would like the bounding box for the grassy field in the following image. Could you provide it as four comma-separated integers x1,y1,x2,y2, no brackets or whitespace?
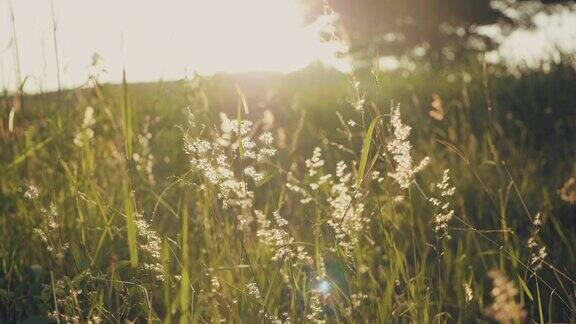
1,57,576,323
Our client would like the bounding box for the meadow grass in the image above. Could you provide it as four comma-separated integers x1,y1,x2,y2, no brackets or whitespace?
0,56,575,323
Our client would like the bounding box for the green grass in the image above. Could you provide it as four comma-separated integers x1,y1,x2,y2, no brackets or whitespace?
0,57,575,323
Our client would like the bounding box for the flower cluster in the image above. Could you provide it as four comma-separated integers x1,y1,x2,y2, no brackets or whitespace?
527,212,547,272
429,169,456,240
350,292,368,307
133,116,156,184
135,214,163,281
485,269,526,323
305,147,325,177
287,148,368,258
184,112,276,215
463,282,473,303
255,209,310,265
317,2,350,60
217,113,277,159
73,106,96,147
47,280,102,323
348,78,365,113
34,203,69,260
286,156,332,204
287,147,331,199
245,282,261,299
306,295,323,321
326,161,367,257
24,182,39,200
210,276,220,293
386,104,430,189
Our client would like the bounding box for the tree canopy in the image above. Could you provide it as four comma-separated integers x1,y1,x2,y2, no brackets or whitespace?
303,0,574,61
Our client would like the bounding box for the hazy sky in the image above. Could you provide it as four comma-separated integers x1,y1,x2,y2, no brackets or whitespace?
0,0,346,92
1,0,575,93
487,5,576,66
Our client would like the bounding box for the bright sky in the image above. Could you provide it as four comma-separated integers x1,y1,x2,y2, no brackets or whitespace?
0,0,347,93
1,0,575,93
484,5,576,67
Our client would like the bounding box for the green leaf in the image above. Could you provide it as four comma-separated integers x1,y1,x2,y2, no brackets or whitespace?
517,274,533,301
122,68,132,160
357,116,382,186
536,280,545,324
121,68,138,268
4,136,52,171
124,178,138,268
180,195,190,323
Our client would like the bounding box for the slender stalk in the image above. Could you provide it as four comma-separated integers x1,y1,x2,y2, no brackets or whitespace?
50,0,62,96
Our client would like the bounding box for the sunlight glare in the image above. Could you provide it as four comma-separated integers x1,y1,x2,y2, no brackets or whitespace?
0,0,348,92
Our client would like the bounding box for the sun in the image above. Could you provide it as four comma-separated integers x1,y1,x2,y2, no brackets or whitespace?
0,0,348,92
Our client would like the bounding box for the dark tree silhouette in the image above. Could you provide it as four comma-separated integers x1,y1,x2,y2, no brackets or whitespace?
302,0,574,62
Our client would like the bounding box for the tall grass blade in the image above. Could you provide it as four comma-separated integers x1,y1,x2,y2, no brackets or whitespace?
180,195,190,323
124,178,138,268
121,69,138,268
357,116,382,185
162,239,172,324
517,274,534,301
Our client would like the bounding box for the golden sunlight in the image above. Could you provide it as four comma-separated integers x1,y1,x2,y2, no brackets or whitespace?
0,0,347,92
2,0,576,322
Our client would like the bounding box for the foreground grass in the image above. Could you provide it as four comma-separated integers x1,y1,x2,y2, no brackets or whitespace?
1,59,575,323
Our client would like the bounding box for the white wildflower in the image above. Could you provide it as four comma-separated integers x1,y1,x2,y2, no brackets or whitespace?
259,132,274,145
82,106,96,128
211,276,220,293
288,150,368,258
219,112,253,136
184,113,274,211
326,161,367,257
73,106,96,147
386,104,430,189
305,147,325,177
245,282,261,299
255,209,311,265
260,147,277,158
530,247,547,271
286,174,313,204
350,293,368,307
134,117,156,183
244,166,264,182
464,282,473,303
485,269,526,323
429,169,455,240
34,204,67,259
306,295,323,320
135,214,164,281
348,79,365,112
527,211,547,272
24,183,39,200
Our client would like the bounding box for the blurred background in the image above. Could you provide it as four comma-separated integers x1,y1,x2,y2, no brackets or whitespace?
1,0,575,93
1,0,576,322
